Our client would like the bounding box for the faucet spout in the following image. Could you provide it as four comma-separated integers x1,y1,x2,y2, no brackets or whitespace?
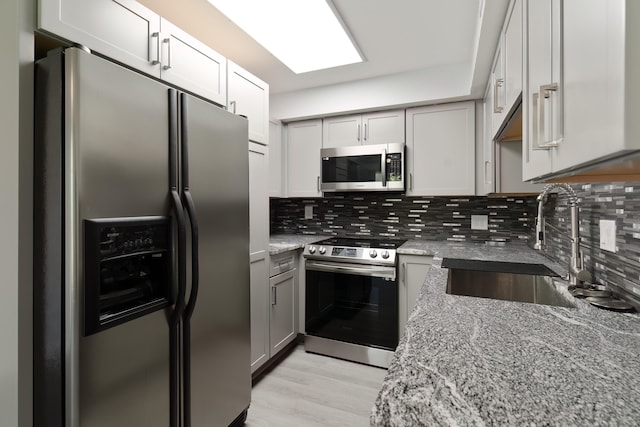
534,183,588,286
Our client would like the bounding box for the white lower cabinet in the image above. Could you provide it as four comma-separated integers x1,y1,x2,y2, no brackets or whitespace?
270,269,297,355
250,256,269,372
405,102,476,196
399,255,433,336
252,249,299,373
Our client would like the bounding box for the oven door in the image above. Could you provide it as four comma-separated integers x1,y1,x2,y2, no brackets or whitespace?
305,260,399,350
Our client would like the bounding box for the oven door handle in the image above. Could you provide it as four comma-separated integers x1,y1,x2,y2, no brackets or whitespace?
305,260,396,280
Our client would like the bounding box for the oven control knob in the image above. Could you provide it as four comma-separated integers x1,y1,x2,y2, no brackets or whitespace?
381,250,390,259
308,246,316,254
369,250,378,258
319,246,326,255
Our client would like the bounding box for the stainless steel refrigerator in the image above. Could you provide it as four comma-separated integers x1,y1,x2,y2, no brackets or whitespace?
34,47,251,427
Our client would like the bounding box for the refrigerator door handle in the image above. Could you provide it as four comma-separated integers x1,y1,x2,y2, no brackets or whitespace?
168,89,187,427
179,92,201,427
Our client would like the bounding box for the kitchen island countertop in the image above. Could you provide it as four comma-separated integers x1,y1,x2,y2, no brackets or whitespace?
372,241,640,426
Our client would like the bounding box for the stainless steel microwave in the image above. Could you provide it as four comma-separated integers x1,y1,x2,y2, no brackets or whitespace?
320,143,405,192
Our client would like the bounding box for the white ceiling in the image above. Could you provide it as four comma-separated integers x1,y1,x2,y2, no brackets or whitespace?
141,0,508,97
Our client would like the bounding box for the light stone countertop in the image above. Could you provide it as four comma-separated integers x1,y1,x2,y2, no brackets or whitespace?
371,242,640,426
268,234,330,255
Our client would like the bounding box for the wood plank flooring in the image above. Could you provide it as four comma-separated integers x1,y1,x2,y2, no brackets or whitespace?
245,345,388,427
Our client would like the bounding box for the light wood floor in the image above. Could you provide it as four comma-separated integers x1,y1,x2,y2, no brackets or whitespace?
245,345,388,427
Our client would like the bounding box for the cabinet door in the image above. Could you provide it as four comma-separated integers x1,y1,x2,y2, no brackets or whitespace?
159,18,227,106
228,61,269,144
491,42,506,135
322,114,361,148
399,255,432,336
250,256,269,373
504,0,523,114
287,120,322,197
269,121,284,197
481,89,496,195
361,110,405,145
249,142,270,372
406,102,476,196
555,0,627,172
249,143,269,254
522,0,557,180
39,0,161,76
270,269,297,355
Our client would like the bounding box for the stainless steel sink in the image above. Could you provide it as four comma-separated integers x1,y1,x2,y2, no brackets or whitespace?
443,259,575,308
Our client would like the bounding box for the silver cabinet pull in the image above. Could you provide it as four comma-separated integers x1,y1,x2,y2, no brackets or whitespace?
484,160,491,185
535,83,560,150
493,78,504,113
402,262,406,284
317,176,320,193
150,32,160,65
162,37,172,70
409,173,413,191
357,124,361,142
364,123,368,141
229,100,236,114
271,286,277,305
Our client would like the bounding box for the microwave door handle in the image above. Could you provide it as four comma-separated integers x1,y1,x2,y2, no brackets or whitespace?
382,148,387,187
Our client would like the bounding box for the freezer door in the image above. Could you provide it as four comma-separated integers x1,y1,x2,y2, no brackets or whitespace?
180,93,251,425
66,48,172,427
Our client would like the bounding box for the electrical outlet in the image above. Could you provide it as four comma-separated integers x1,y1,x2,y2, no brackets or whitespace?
599,219,617,252
471,215,489,230
304,205,313,220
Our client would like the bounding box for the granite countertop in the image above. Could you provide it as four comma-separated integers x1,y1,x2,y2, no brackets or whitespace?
372,242,640,426
268,234,330,255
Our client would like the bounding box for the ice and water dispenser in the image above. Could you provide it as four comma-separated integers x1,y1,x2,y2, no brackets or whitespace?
83,216,171,336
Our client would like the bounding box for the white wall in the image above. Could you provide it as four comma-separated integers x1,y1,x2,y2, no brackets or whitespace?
1,0,34,425
270,62,472,121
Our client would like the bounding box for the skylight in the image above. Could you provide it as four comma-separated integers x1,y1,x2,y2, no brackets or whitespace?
207,0,363,74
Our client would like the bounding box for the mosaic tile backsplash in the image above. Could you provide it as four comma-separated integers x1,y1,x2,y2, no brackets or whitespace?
270,182,640,302
270,193,538,243
541,182,640,302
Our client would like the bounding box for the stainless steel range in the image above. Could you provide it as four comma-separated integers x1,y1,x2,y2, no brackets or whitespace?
303,237,406,368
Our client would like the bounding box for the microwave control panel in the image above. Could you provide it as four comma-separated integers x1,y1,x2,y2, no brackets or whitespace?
386,153,403,181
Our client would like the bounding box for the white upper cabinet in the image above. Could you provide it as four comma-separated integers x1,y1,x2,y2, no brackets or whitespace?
39,0,161,75
481,84,496,195
503,0,523,115
269,120,284,197
228,61,269,145
406,102,476,196
39,0,227,105
523,0,640,180
286,119,323,198
322,114,361,148
491,0,523,138
361,110,406,145
490,44,505,136
322,110,405,148
160,18,226,106
522,0,560,180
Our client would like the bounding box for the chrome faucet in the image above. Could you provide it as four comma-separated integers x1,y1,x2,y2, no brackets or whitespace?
534,183,589,287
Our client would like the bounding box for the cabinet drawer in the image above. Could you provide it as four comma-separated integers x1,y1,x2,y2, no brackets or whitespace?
270,252,296,277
